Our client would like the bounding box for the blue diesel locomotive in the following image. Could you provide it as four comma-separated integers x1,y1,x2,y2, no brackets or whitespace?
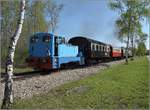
26,32,84,70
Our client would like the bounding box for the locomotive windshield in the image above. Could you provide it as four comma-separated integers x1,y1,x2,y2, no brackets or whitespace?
43,35,51,43
29,34,52,57
30,36,39,43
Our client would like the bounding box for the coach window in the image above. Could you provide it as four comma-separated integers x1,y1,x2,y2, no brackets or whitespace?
95,44,97,51
103,46,105,51
102,46,104,51
96,45,98,51
100,45,102,51
94,44,95,51
107,47,109,52
99,45,100,51
92,44,95,51
108,47,110,52
101,46,103,51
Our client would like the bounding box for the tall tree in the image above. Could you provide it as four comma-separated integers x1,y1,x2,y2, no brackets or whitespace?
31,1,48,32
109,0,150,63
45,0,63,33
1,0,49,67
136,42,147,56
1,1,20,64
1,0,25,109
148,8,150,56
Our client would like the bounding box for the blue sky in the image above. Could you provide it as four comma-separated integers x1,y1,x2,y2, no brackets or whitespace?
53,0,149,49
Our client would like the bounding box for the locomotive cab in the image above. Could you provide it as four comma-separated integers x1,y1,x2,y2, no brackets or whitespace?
29,34,52,57
26,32,83,70
26,33,53,70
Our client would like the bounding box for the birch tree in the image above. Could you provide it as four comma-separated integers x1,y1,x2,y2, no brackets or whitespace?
45,0,63,33
109,0,150,63
1,0,25,109
1,0,48,67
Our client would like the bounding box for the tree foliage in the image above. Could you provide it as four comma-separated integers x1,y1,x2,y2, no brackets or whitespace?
1,0,63,67
136,42,147,56
109,0,150,62
45,0,63,33
1,0,26,108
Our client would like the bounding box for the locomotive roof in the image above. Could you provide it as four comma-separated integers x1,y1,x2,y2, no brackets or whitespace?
31,32,61,37
70,36,111,46
31,32,52,37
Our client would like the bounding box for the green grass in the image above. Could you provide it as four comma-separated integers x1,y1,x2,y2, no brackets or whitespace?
0,67,33,73
12,57,149,109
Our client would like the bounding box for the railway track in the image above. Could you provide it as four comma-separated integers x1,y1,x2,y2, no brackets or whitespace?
0,59,124,101
1,70,52,83
0,59,123,83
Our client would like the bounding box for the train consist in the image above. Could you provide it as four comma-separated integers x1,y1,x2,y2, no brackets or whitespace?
26,32,132,70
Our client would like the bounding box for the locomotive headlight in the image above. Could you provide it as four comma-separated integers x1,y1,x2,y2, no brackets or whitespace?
55,58,57,62
55,58,58,64
47,48,51,56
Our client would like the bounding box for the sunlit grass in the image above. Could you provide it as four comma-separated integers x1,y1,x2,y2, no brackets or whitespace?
12,57,149,109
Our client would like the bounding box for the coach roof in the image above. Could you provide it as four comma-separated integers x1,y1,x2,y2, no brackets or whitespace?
69,36,110,46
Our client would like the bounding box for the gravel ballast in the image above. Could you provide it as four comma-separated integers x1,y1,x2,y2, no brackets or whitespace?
0,60,124,105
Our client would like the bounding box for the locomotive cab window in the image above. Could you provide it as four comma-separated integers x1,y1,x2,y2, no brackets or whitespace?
30,36,39,43
43,35,51,43
61,37,65,44
55,36,65,44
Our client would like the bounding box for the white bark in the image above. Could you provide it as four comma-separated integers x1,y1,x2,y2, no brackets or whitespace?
1,0,25,109
147,5,150,56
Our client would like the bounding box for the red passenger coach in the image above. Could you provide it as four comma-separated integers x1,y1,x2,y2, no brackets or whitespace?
111,47,122,58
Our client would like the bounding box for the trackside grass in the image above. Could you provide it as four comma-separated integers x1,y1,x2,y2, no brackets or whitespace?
12,57,149,109
0,67,33,73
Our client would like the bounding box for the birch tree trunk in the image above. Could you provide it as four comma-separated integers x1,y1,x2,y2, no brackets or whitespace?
1,0,25,109
125,12,132,64
125,35,129,63
125,28,130,64
131,35,134,60
146,5,150,57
